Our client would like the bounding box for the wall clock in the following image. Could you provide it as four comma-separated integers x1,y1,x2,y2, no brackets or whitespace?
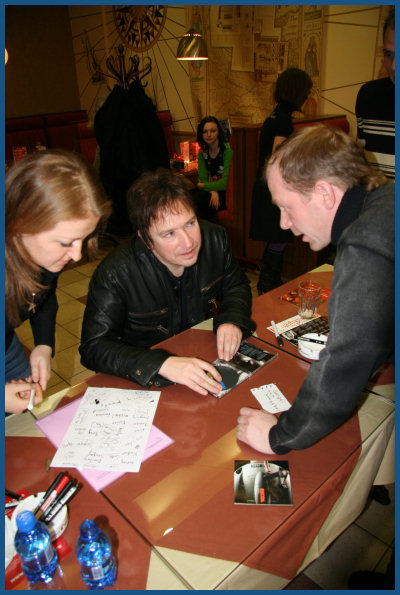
113,5,167,52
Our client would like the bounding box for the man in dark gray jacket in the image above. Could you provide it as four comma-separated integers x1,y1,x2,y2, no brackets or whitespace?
237,125,394,454
80,168,255,395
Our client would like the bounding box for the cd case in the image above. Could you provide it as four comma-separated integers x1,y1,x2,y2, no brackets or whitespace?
234,460,292,505
210,341,277,398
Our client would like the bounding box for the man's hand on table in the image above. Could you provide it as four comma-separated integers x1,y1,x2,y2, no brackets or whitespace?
216,323,243,361
159,356,224,395
236,407,278,454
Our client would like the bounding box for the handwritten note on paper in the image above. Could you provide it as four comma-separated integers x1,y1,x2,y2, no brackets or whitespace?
251,384,292,414
50,387,161,473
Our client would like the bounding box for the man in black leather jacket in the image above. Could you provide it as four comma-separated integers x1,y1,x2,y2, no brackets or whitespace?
80,168,256,395
237,125,394,454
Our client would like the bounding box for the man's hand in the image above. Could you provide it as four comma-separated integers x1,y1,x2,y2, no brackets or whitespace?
236,407,278,454
159,356,224,395
5,381,43,414
216,323,242,361
29,345,52,390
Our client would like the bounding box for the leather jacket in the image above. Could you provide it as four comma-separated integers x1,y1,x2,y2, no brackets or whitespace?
80,220,256,388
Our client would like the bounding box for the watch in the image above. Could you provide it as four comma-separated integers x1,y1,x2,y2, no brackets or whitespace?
113,5,167,52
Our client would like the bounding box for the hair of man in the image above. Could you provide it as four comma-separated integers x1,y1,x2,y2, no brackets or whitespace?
265,124,387,196
383,5,395,39
126,167,197,248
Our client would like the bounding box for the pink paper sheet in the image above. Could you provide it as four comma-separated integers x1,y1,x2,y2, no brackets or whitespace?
35,397,173,491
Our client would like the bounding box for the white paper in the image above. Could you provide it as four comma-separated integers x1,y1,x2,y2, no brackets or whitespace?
50,387,160,473
267,314,322,335
251,384,291,413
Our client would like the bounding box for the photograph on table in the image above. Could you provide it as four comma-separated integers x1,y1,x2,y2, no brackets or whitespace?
209,341,277,398
234,460,292,505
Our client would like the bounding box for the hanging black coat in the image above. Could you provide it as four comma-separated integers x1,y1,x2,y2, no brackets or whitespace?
94,81,170,234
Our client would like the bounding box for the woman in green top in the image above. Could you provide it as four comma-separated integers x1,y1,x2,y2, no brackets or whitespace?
193,116,233,219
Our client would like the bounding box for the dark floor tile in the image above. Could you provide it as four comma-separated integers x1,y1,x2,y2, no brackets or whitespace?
283,573,323,590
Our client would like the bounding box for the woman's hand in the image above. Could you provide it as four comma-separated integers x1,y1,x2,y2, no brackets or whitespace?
5,381,43,414
29,345,52,391
209,191,221,210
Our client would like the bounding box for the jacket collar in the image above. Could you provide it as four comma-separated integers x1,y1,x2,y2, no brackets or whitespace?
331,185,367,246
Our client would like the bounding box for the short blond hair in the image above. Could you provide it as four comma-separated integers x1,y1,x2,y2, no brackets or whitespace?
265,125,386,194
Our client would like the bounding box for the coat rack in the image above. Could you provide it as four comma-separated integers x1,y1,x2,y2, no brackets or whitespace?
85,38,152,90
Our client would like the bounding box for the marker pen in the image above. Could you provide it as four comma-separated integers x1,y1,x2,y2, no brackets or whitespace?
32,472,66,516
38,479,74,521
34,475,70,519
43,484,80,523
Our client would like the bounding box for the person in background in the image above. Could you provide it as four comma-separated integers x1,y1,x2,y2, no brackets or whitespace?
192,115,233,220
80,168,255,395
249,67,313,294
5,150,111,414
356,6,395,181
237,125,394,455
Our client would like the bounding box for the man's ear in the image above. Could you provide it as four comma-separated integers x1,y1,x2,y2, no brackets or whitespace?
314,180,336,210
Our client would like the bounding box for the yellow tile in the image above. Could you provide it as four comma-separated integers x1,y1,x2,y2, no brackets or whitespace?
56,288,76,306
62,317,84,340
57,268,87,288
47,370,65,389
59,278,91,299
55,325,80,351
55,300,86,325
51,344,88,380
73,259,102,277
69,368,96,386
15,320,33,343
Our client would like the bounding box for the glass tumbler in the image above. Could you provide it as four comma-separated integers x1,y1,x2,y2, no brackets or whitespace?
298,280,322,319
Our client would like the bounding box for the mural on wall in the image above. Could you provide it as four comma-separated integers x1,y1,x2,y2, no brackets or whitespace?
190,5,321,126
112,5,167,52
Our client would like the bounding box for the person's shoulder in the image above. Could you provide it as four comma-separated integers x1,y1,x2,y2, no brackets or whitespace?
358,76,393,97
369,182,395,204
200,219,228,241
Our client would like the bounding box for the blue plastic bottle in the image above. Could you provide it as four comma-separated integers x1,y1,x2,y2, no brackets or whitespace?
75,519,117,590
14,510,59,584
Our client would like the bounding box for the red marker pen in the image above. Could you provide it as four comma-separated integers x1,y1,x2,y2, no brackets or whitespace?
34,475,70,519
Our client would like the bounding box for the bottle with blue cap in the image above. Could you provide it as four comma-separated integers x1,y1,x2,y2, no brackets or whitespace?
14,509,59,584
75,519,117,589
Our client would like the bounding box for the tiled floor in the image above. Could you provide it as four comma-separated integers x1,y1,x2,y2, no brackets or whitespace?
14,243,395,590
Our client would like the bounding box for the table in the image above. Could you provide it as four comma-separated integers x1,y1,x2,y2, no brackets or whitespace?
251,265,332,360
5,268,394,589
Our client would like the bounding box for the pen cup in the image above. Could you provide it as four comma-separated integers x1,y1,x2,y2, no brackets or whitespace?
11,492,68,541
298,280,322,319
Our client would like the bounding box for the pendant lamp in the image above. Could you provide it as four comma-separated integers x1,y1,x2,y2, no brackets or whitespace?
176,29,208,61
